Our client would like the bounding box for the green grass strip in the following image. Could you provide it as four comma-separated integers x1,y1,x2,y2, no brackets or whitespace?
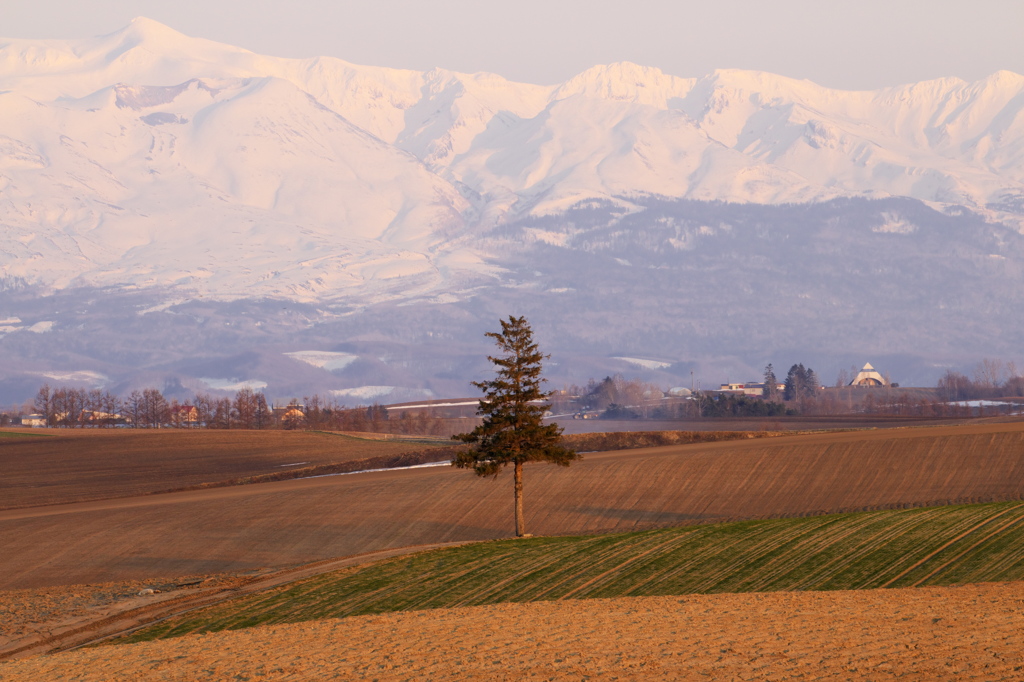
122,500,1024,643
0,430,53,438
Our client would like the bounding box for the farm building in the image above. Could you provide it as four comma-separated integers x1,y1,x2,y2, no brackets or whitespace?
849,363,888,387
718,382,785,396
171,405,199,426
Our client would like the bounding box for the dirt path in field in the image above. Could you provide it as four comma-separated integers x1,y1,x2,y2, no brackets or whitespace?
3,582,1023,680
0,542,468,662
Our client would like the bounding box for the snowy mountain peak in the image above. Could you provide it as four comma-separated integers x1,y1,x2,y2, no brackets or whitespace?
975,69,1024,89
89,17,259,65
107,16,194,46
553,61,694,106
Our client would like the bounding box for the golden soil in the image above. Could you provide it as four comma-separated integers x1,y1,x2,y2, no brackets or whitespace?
3,422,1024,591
0,573,254,651
3,582,1022,680
0,544,467,661
0,579,168,644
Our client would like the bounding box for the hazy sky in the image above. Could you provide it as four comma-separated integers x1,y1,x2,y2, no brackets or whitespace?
6,0,1024,89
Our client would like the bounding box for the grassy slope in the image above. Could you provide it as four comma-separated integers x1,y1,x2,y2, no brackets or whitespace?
125,500,1024,642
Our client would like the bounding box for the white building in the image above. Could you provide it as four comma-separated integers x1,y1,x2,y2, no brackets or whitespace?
849,363,888,387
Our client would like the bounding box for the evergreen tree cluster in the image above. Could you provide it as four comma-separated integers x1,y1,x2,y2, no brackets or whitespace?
783,364,820,401
762,364,780,401
698,393,790,418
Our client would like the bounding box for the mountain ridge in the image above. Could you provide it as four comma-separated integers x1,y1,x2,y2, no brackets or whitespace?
1,19,1023,401
2,19,1023,301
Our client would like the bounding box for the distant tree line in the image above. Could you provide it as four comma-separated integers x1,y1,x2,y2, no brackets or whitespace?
936,359,1024,401
26,384,460,435
18,357,1022,430
691,393,791,418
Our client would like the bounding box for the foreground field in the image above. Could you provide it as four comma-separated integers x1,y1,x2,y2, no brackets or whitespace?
4,583,1023,680
124,500,1024,641
2,422,1023,590
0,543,467,661
0,429,446,509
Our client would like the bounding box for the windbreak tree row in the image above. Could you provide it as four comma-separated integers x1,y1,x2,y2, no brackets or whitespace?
26,384,453,432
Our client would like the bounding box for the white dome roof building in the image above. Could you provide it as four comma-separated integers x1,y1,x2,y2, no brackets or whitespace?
849,363,888,387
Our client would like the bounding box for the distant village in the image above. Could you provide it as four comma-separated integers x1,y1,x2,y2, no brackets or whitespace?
5,360,1022,431
717,363,890,396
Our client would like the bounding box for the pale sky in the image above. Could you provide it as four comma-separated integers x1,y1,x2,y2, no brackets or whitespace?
5,0,1024,89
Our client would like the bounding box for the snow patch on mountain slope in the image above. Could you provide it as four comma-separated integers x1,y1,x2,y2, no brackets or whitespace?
284,351,359,372
200,378,268,391
613,357,673,370
330,385,435,404
39,370,107,385
28,321,54,333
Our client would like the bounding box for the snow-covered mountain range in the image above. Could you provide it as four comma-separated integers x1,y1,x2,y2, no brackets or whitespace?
1,18,1023,401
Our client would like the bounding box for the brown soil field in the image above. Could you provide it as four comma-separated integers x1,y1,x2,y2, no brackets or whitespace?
3,582,1023,680
2,422,1023,591
554,414,973,434
0,428,759,511
0,429,446,509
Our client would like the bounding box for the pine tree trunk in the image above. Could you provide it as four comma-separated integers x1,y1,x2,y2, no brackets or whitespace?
514,460,525,537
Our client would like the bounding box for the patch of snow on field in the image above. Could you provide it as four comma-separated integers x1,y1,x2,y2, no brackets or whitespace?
613,357,672,370
200,378,269,391
28,321,54,333
284,351,359,372
947,400,1020,408
388,400,479,410
304,460,451,479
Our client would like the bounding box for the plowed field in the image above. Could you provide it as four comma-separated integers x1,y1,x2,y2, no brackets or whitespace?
4,583,1023,680
2,422,1022,591
0,429,445,509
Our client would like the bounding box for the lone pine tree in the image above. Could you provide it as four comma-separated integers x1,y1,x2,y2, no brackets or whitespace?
454,316,579,537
